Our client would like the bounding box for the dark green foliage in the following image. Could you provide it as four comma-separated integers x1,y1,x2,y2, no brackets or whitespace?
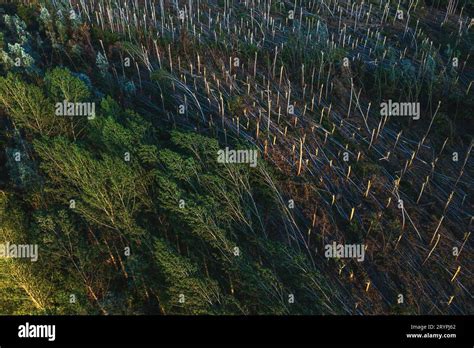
45,67,90,102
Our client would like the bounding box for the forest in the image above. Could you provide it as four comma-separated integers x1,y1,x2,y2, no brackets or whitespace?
0,0,472,315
